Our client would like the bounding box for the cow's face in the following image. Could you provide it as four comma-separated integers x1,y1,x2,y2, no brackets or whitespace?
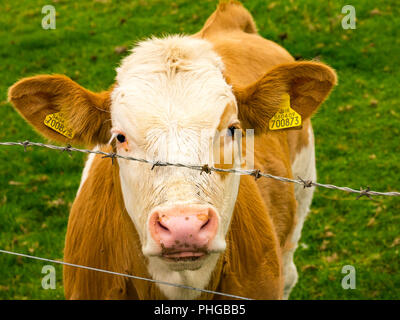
110,37,242,271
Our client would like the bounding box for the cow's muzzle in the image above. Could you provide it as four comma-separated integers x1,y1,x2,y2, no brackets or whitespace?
149,205,218,261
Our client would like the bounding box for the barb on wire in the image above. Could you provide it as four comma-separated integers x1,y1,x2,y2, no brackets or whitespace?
298,176,313,189
62,144,72,156
22,140,30,152
200,164,212,175
0,140,400,198
251,169,262,180
356,187,372,200
0,249,251,300
102,152,117,165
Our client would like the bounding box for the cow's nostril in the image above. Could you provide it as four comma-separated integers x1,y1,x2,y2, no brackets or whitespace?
200,218,210,230
157,220,169,232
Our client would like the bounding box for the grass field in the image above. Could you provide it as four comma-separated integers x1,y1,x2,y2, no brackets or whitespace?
0,0,399,300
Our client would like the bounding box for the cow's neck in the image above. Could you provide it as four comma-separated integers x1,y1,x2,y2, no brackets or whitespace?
215,175,283,299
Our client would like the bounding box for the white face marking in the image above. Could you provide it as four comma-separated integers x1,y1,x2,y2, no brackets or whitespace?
110,35,241,298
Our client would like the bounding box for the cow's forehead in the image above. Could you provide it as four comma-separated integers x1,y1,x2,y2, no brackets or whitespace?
110,35,237,137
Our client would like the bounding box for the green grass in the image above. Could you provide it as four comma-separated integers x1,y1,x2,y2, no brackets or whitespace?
0,0,399,299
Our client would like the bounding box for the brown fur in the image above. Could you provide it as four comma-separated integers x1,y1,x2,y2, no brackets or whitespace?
8,1,337,300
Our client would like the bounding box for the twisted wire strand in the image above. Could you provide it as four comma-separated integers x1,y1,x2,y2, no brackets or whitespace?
0,140,399,197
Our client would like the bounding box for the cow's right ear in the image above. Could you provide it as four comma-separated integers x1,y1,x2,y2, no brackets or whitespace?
233,61,337,134
8,75,112,146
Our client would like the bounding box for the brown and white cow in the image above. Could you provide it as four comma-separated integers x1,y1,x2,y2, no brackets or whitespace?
8,1,336,299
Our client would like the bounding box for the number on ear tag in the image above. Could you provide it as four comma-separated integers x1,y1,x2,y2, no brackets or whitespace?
269,93,302,130
44,112,75,139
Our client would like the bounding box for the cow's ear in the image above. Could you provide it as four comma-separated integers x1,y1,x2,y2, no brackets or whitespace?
8,75,112,146
234,61,337,133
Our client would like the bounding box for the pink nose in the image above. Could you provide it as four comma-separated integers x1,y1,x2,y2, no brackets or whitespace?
149,206,218,257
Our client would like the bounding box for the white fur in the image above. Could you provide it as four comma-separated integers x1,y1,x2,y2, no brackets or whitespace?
283,125,316,299
76,146,98,197
110,35,241,299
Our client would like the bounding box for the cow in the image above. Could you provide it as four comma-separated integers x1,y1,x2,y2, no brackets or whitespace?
8,1,336,300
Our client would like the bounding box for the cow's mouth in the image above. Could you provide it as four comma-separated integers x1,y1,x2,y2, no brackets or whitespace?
162,251,206,262
160,251,208,271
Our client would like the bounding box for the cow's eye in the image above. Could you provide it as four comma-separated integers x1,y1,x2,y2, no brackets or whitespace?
117,134,126,143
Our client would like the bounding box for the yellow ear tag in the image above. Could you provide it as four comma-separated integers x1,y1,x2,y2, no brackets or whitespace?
269,93,302,130
44,112,75,139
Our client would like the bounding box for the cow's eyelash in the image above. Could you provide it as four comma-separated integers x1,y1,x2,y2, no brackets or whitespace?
227,126,236,137
227,121,240,137
108,132,118,145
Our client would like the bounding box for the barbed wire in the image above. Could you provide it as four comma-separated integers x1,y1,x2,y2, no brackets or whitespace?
0,139,399,300
1,140,399,198
0,249,251,300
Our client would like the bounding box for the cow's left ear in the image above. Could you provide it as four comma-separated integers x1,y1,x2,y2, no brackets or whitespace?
8,75,112,147
234,61,337,133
